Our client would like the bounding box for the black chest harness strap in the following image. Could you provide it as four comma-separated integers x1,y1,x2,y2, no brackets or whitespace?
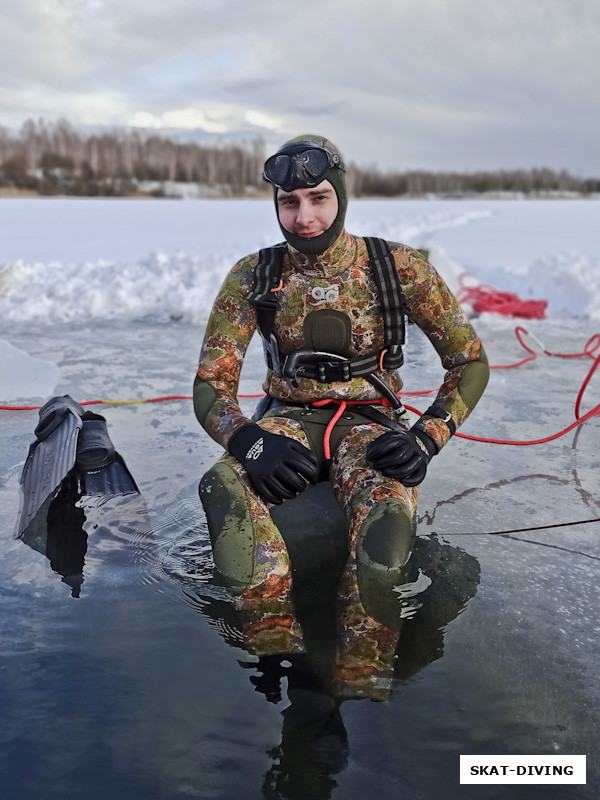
247,238,406,395
364,236,405,366
247,237,456,437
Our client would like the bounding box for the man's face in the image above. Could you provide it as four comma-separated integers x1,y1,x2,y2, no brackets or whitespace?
276,180,338,240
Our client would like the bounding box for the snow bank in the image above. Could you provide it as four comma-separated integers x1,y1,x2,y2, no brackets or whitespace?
1,198,598,323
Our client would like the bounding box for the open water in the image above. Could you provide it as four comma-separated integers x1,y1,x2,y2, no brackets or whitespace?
1,313,599,800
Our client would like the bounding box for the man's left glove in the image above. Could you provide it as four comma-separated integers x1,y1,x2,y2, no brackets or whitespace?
228,422,319,505
366,427,438,487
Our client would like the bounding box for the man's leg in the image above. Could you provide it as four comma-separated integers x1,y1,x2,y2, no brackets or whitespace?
330,422,419,699
199,415,312,655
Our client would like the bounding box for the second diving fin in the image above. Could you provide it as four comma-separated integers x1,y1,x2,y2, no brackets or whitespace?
74,412,138,496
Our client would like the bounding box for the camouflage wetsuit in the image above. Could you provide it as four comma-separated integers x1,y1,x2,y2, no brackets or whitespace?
195,132,488,697
195,227,488,606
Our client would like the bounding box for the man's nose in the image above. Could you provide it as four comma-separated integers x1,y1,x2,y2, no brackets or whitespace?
296,199,313,224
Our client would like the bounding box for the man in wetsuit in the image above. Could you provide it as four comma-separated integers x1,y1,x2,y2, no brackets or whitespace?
193,135,489,663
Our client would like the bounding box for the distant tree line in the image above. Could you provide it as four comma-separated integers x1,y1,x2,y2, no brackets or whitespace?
0,118,598,197
349,165,600,196
0,118,265,196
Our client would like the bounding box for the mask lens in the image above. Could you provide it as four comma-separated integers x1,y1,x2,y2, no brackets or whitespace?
264,154,292,186
300,149,329,180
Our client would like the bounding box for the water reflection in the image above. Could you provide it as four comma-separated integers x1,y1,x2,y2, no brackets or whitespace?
179,485,481,800
18,476,88,597
17,476,149,598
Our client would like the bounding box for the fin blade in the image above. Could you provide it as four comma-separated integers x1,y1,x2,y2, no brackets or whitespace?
78,454,139,496
17,413,82,537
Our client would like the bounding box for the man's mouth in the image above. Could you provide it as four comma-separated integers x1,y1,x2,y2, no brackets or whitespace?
297,228,322,238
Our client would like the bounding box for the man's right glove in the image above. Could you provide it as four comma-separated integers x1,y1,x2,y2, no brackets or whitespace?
228,422,319,505
366,427,438,486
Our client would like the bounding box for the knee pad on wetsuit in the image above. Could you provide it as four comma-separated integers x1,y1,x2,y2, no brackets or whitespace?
357,498,415,569
199,461,255,593
356,498,416,626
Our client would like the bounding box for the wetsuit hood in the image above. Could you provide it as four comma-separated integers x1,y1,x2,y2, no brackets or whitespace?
265,134,348,256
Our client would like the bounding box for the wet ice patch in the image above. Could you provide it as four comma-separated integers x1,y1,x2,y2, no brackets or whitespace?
393,568,433,597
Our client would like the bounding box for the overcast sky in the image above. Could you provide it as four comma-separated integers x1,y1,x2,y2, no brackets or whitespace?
2,0,599,175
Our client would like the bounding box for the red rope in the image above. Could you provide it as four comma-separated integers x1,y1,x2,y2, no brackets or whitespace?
455,274,548,319
313,400,347,459
312,398,394,459
489,325,539,369
400,327,600,445
2,329,598,450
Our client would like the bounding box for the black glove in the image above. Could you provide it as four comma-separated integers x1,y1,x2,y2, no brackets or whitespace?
367,427,438,486
228,423,319,505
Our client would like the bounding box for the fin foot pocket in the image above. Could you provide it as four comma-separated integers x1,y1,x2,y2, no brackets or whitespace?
34,395,84,441
75,413,116,470
74,414,138,496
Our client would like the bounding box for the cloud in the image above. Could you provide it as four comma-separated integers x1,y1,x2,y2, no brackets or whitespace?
130,108,229,134
127,105,285,135
1,0,599,173
243,110,284,133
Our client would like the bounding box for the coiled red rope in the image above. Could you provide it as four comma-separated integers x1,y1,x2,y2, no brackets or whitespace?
455,273,548,319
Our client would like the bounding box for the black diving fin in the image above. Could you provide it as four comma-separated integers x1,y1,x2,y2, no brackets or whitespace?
74,412,138,496
17,395,138,538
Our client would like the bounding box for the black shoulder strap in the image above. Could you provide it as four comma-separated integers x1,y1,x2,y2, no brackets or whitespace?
363,237,406,348
246,243,286,340
247,238,405,376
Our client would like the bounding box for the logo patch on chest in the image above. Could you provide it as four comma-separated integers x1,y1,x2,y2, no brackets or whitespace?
310,284,340,305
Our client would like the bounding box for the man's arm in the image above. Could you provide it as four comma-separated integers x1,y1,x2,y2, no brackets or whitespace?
194,252,320,504
193,254,258,449
398,247,490,451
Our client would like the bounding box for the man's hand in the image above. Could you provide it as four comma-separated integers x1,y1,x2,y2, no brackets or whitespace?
228,423,319,504
367,428,437,486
